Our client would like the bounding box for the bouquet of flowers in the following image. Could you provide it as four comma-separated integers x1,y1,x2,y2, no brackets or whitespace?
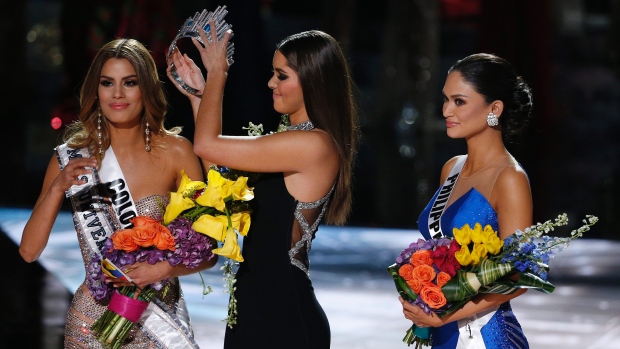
88,214,216,348
164,166,254,328
87,168,253,348
387,214,599,348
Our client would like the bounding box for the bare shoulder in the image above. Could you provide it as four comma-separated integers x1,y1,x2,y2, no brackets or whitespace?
280,128,338,163
163,134,194,152
493,158,533,237
439,155,463,183
495,159,531,196
159,134,202,180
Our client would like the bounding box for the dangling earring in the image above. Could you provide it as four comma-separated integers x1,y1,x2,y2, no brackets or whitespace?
487,112,499,127
145,120,151,152
97,110,103,155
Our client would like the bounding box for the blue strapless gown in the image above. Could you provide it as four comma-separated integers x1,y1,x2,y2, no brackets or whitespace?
418,187,529,349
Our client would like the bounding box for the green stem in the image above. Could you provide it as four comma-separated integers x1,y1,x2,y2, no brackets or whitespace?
111,321,134,349
97,313,120,341
104,317,126,346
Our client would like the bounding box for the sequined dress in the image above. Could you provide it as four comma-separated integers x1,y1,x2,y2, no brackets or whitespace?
417,156,529,349
224,172,332,348
64,195,194,348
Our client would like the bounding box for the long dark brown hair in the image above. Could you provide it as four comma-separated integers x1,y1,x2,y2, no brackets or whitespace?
64,38,179,163
276,30,359,225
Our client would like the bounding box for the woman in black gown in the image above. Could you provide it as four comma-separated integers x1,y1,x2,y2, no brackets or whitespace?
168,24,359,348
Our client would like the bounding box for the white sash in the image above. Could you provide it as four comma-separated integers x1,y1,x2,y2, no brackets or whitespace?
427,155,467,238
55,144,199,349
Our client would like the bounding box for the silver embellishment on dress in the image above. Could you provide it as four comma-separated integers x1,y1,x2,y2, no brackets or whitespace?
288,184,335,277
285,120,315,131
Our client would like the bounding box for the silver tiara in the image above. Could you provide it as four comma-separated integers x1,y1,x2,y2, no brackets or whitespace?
167,6,235,96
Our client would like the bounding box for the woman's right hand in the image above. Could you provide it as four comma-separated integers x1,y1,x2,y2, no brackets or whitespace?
51,157,96,193
20,155,96,262
166,49,206,98
194,19,232,75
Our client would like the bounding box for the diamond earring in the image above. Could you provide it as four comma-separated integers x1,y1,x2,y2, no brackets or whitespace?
97,110,103,155
487,112,499,127
145,121,151,152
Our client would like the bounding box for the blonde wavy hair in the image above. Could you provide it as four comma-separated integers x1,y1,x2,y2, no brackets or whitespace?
64,38,180,164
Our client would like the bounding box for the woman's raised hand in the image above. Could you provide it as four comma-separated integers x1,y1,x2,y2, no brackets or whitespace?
194,19,232,75
52,157,97,193
166,49,206,98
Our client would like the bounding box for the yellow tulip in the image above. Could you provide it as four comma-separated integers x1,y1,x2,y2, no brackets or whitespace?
470,243,488,265
213,227,244,262
192,214,229,241
230,212,251,236
483,233,503,255
470,223,484,244
453,224,472,246
454,244,473,266
163,192,196,224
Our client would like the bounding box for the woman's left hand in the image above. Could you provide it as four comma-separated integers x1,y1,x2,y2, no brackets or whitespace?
399,297,443,328
105,261,174,290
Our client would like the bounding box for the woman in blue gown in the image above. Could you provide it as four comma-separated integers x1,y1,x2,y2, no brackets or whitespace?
400,53,534,349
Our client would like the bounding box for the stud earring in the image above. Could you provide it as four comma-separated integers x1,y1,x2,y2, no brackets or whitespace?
97,110,103,155
487,112,499,127
145,121,151,152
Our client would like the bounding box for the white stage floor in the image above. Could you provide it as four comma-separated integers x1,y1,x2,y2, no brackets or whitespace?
2,207,619,348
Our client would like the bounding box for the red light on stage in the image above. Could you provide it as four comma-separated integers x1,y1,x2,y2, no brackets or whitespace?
51,116,62,130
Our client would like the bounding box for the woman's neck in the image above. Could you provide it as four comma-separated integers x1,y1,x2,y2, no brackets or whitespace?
463,132,508,175
108,124,145,152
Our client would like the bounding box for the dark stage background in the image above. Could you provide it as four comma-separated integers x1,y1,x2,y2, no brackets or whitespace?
1,0,619,347
2,0,618,235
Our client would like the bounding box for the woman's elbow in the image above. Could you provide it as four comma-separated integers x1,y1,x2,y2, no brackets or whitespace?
193,141,218,163
19,246,39,263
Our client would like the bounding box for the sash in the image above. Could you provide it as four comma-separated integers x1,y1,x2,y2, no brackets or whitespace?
55,144,199,349
427,155,467,239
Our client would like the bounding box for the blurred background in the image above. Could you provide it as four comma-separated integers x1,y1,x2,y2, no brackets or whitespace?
1,0,619,348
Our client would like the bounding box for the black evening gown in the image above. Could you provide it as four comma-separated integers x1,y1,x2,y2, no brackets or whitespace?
224,173,331,348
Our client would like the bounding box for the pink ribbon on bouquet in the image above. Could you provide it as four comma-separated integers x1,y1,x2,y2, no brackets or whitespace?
108,290,149,322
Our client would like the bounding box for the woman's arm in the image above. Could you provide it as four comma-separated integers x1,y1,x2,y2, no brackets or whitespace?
188,22,338,175
401,288,527,327
20,155,97,262
106,257,218,290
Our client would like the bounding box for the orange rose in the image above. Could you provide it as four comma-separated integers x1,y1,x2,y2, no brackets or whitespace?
131,216,161,228
436,271,451,288
132,226,158,248
412,264,436,283
406,277,425,294
111,229,139,252
420,284,447,309
398,264,414,281
152,225,176,251
410,250,433,267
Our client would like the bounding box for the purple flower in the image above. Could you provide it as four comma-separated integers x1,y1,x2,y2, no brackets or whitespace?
166,217,216,269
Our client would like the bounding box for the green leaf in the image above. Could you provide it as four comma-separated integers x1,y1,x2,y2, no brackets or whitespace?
387,264,418,301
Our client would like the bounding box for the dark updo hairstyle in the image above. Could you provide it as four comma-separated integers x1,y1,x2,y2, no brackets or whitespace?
448,53,533,137
276,30,359,225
